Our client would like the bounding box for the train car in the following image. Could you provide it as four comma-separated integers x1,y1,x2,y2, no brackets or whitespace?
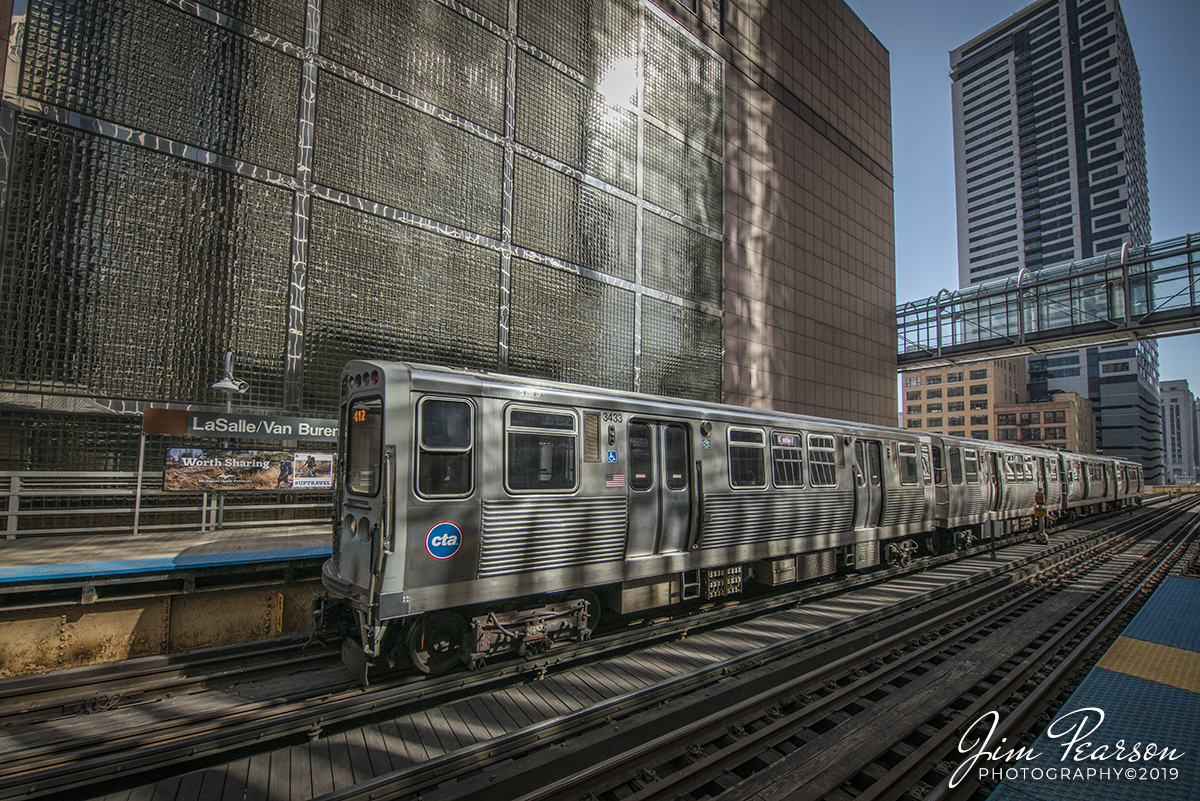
927,437,994,549
1114,459,1143,507
322,361,944,678
926,435,1059,546
319,360,1142,681
1075,453,1117,514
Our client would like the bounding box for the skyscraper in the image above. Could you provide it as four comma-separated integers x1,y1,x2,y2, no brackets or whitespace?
1161,380,1199,484
949,0,1162,481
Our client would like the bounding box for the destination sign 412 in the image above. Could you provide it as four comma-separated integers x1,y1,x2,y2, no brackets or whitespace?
187,412,338,442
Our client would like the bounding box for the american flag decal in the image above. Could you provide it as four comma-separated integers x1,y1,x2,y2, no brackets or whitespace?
606,473,626,488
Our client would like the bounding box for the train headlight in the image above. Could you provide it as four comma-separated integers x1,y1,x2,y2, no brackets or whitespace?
344,513,357,537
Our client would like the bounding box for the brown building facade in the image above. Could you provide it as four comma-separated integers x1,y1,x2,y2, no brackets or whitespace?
902,359,1025,441
719,0,897,423
996,392,1097,454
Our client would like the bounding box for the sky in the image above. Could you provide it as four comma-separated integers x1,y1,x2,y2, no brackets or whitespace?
845,0,1200,395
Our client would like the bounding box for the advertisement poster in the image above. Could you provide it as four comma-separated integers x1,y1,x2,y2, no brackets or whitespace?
164,448,334,492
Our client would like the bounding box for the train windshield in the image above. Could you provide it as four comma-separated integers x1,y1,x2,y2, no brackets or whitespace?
346,397,383,495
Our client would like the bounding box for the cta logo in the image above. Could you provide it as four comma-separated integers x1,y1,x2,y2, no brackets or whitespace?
425,521,463,560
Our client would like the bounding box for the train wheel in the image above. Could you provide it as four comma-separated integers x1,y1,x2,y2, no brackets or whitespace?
407,610,469,675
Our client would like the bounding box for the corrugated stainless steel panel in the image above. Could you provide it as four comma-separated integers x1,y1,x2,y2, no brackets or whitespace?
699,491,854,549
479,497,628,577
882,487,925,527
959,484,990,518
1000,483,1035,514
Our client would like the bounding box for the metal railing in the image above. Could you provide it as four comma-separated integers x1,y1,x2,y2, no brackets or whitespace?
2,471,332,539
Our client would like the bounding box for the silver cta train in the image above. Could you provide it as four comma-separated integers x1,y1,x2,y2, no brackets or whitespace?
319,360,1142,680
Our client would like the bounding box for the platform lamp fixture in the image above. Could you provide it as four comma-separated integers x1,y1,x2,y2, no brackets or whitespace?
211,351,249,528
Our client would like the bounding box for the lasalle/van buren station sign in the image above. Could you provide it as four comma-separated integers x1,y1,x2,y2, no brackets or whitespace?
142,408,338,442
186,412,338,442
141,408,339,493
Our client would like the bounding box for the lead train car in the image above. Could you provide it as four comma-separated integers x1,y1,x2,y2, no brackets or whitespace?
321,361,1140,679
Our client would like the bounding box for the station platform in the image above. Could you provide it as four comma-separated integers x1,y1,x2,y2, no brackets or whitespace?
0,523,333,675
0,523,331,586
987,572,1200,801
0,521,332,619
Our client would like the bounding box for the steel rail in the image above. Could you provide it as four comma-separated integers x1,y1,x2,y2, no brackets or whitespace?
0,502,1183,800
920,507,1200,801
304,501,1195,801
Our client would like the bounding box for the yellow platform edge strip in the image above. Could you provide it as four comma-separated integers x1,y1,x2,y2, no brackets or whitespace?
1095,636,1200,695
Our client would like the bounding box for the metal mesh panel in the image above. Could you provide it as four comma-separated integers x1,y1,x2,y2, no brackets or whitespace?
2,0,724,443
644,124,723,230
0,118,292,408
644,12,723,154
320,0,507,131
508,259,635,391
303,199,501,411
20,0,301,175
202,0,306,43
456,0,509,27
515,51,638,193
512,156,636,283
641,296,722,402
0,412,142,472
313,73,504,238
518,0,639,84
643,211,722,306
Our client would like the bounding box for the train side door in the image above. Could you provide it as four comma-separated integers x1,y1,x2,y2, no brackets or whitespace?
853,439,883,529
626,421,692,556
989,451,1003,512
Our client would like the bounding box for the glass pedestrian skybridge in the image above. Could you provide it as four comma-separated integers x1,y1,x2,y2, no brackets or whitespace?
897,232,1200,370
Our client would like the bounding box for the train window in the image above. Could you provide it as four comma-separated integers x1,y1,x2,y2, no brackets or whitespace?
729,428,767,488
853,442,866,487
664,425,689,491
808,435,838,487
868,442,882,487
772,431,804,487
629,423,654,490
932,447,945,485
506,406,577,492
948,447,963,485
898,443,920,486
416,398,474,498
963,449,980,484
921,445,933,484
346,397,383,495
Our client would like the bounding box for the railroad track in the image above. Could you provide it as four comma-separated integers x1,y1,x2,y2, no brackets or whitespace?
0,500,1189,800
0,636,344,730
318,499,1196,801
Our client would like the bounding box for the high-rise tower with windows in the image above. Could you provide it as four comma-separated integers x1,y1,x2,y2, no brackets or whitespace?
949,0,1162,481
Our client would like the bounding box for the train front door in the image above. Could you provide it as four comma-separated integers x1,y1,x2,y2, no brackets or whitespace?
626,421,692,556
853,439,883,529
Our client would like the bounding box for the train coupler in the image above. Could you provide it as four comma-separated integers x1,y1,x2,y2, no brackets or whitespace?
307,594,353,648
